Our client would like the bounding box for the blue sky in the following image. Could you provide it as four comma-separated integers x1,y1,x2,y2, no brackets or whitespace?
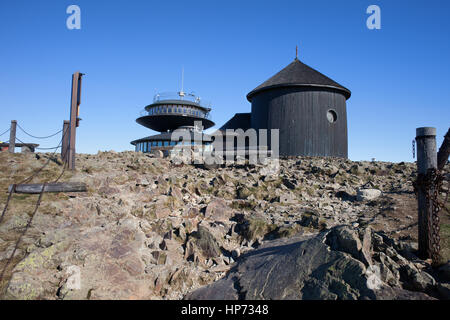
0,0,449,162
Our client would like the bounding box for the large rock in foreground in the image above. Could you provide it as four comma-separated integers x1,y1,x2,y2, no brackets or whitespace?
185,226,434,300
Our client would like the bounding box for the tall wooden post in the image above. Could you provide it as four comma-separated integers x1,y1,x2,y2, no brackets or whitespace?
8,120,17,153
62,120,70,165
415,127,437,259
68,72,83,170
437,128,450,171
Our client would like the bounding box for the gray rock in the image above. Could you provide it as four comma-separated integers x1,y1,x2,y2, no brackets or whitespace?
404,269,436,293
279,193,296,204
282,178,297,190
326,225,371,266
231,248,240,259
349,164,365,175
204,198,233,223
437,283,450,300
438,261,450,282
357,189,382,201
186,226,433,300
373,252,401,287
326,226,362,259
150,150,164,158
193,226,222,259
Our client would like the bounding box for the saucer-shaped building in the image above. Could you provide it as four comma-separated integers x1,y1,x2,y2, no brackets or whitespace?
131,92,215,154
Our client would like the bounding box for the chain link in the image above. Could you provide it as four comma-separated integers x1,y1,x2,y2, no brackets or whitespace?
413,168,444,263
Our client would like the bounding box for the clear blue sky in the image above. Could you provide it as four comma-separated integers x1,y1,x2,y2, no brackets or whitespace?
0,0,449,162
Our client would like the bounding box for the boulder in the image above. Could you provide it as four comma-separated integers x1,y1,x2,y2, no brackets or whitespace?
186,226,435,300
204,198,233,222
357,189,382,201
438,261,450,282
192,226,222,259
437,283,450,300
406,270,436,293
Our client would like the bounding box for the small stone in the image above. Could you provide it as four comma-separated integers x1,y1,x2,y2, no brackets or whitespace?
231,249,240,259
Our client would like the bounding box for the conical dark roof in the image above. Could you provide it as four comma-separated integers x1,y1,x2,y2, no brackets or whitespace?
247,58,351,101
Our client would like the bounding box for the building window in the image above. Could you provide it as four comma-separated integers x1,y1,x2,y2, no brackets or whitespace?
327,109,337,123
158,141,162,147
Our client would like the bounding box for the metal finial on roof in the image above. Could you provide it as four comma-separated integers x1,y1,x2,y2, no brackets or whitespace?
295,46,298,60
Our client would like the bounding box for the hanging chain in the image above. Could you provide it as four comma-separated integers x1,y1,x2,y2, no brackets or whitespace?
412,140,416,159
413,168,444,263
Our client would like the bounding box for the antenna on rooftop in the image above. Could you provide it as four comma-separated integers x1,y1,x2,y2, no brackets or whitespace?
179,67,185,99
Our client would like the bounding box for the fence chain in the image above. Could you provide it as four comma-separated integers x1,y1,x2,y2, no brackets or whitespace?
17,123,62,139
413,168,444,263
0,127,10,138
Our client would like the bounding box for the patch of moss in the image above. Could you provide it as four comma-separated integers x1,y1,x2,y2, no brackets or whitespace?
242,217,278,241
274,224,303,238
231,200,257,211
440,222,450,263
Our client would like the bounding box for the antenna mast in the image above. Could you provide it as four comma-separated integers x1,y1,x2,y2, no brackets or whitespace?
179,67,185,98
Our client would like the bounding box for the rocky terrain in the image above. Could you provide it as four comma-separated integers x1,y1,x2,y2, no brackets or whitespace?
0,151,449,300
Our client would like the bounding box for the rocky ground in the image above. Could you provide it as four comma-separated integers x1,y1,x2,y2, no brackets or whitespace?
0,151,449,300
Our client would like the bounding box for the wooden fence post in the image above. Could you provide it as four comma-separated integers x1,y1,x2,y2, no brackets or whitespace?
8,120,17,153
415,127,437,259
68,71,83,170
62,120,70,165
437,128,450,171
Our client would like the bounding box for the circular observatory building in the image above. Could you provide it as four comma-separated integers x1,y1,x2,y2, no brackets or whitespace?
131,91,215,155
246,56,351,158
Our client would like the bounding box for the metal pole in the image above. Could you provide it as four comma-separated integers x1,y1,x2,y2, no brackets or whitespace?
415,127,437,259
62,120,70,165
9,120,17,153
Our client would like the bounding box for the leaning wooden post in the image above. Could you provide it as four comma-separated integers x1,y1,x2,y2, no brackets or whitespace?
437,128,450,171
415,127,437,259
68,72,83,170
8,120,17,153
61,120,70,165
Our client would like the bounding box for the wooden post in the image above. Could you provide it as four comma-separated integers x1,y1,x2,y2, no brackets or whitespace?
437,128,450,171
415,127,437,259
8,182,87,194
62,120,70,165
68,72,83,170
8,120,17,153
